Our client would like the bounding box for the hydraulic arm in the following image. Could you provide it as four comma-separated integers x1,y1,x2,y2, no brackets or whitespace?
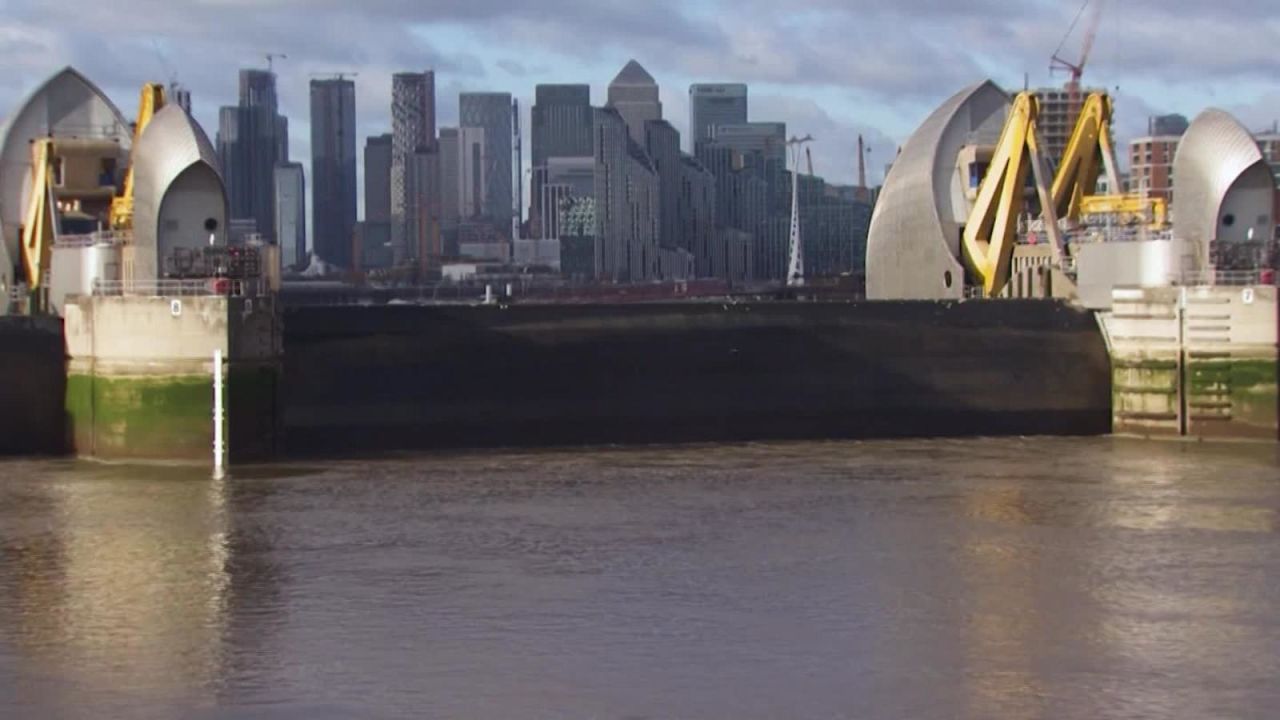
962,92,1062,297
19,140,57,290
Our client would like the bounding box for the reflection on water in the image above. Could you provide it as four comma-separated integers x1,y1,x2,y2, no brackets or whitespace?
1,438,1279,719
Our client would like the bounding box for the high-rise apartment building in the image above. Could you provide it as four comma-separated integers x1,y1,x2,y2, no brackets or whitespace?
310,78,357,268
217,68,289,242
1033,84,1105,172
1128,114,1187,204
273,162,305,270
391,71,436,262
459,92,514,234
607,60,662,146
689,84,747,152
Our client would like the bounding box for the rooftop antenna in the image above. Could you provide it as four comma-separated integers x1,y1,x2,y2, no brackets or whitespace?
786,134,814,288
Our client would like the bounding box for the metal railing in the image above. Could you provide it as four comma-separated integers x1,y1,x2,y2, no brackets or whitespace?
1176,269,1277,287
54,230,133,248
92,278,264,298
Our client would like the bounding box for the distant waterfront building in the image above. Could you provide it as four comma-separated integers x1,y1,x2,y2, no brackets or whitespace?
360,134,392,268
645,120,682,251
1122,114,1193,205
170,84,192,115
456,127,487,222
1150,113,1190,137
678,155,717,276
607,60,662,147
364,134,392,224
437,128,460,240
409,147,443,267
594,107,658,282
531,84,593,229
1032,85,1105,172
1129,133,1183,203
310,78,357,268
273,162,305,271
391,71,437,263
535,157,595,240
459,92,514,235
709,122,786,166
688,84,747,152
217,68,289,242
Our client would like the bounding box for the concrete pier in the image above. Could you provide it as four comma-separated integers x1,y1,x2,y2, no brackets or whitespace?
1101,286,1278,440
63,295,280,463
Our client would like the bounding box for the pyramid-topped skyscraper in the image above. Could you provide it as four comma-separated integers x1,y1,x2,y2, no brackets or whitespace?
607,60,662,146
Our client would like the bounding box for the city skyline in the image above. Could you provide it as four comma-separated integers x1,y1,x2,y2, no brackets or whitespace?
7,0,1275,226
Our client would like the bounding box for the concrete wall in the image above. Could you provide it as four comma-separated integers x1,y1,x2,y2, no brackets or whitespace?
1101,285,1278,440
0,316,66,455
279,300,1113,457
64,295,280,462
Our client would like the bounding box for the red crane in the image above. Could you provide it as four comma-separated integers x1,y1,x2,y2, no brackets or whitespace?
1050,0,1105,114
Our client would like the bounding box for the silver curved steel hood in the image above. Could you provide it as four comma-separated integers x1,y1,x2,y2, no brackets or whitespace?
0,67,131,292
1172,109,1274,276
865,81,1010,300
130,105,227,282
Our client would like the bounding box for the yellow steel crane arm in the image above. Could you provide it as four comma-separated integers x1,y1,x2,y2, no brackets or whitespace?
109,83,167,230
1051,92,1116,221
20,139,57,290
1053,91,1169,229
962,92,1061,297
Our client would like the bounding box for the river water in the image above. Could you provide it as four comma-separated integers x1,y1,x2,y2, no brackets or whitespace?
1,438,1278,719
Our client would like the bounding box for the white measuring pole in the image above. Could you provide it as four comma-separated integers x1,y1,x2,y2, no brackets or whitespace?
213,348,225,480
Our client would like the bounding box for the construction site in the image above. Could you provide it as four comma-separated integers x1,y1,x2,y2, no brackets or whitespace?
0,0,1276,462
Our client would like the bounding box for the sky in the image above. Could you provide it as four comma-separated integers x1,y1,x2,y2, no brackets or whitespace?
2,0,1278,218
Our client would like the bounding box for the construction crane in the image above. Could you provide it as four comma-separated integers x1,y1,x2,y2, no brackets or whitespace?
109,83,167,231
265,53,288,72
961,93,1062,297
1051,0,1106,112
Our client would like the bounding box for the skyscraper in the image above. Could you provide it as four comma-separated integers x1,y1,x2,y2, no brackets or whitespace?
437,128,460,234
645,120,682,250
217,68,289,242
607,60,662,146
456,127,487,221
689,84,747,152
364,134,392,224
459,92,514,234
594,107,658,282
361,133,393,268
310,77,357,268
273,162,305,270
391,71,436,262
531,84,593,230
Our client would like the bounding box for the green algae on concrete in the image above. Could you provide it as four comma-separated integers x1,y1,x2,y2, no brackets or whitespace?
1186,358,1279,436
66,373,215,461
